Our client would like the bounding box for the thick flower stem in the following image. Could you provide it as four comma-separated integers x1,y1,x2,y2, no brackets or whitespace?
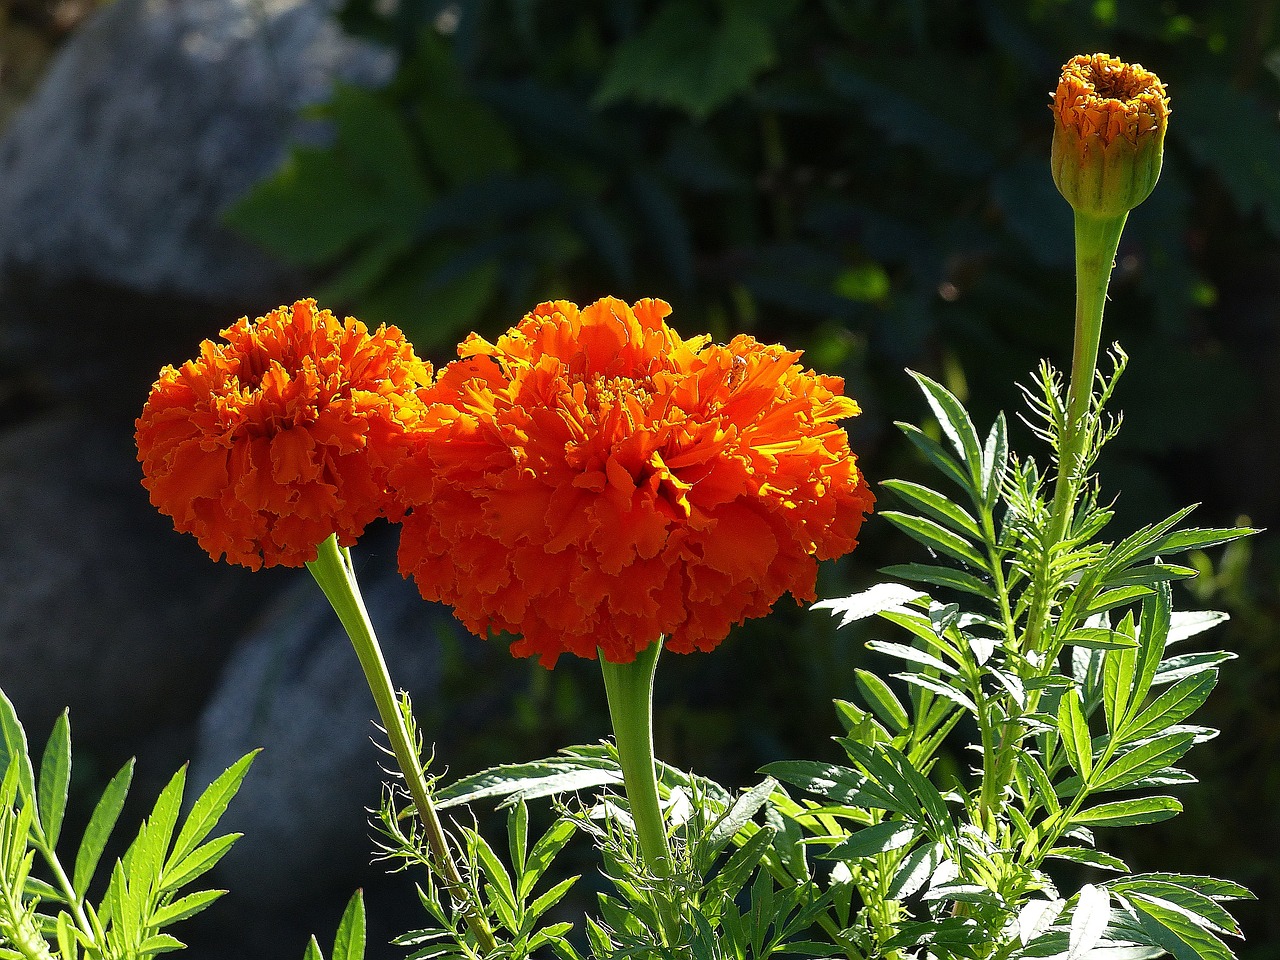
599,638,680,943
1024,211,1128,662
1048,210,1128,545
307,535,498,956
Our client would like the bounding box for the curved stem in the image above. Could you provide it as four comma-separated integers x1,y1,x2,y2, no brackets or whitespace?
599,638,680,943
307,535,497,956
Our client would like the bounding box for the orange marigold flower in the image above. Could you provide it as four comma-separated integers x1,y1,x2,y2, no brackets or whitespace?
1051,53,1169,216
136,299,431,570
393,297,874,667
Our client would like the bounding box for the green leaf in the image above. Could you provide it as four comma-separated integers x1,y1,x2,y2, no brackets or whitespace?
437,755,620,809
1114,879,1241,937
73,758,134,895
1132,526,1257,564
1058,692,1093,781
1130,892,1234,960
148,889,226,927
1084,586,1154,616
1125,582,1173,729
887,841,942,899
37,711,71,850
866,640,957,676
854,670,910,734
520,819,576,900
1168,610,1230,646
882,512,986,570
158,833,240,893
594,1,779,121
893,672,977,714
1045,847,1129,872
906,371,984,483
137,933,185,957
1103,563,1198,588
1071,796,1182,828
1090,733,1196,793
1064,627,1139,650
759,760,901,815
881,480,981,539
1103,643,1138,737
980,414,1009,508
0,689,35,811
896,421,970,492
1123,672,1217,744
823,820,916,860
879,563,994,599
332,890,366,960
169,752,256,869
135,765,188,891
302,936,325,960
1154,652,1236,686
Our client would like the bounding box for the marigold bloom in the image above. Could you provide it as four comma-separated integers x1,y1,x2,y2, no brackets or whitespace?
393,297,874,666
1051,53,1169,217
136,299,431,570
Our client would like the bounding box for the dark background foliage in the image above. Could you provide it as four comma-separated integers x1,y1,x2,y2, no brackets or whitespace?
223,0,1280,953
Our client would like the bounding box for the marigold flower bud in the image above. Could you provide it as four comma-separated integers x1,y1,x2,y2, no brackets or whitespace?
1051,53,1169,217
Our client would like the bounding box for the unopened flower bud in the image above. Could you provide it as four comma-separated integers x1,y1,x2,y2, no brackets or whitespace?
1051,53,1169,217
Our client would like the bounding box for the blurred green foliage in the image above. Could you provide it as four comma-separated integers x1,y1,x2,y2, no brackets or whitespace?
228,0,1280,954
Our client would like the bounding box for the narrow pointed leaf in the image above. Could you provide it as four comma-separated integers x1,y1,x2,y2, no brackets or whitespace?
170,751,257,868
908,371,983,481
332,890,366,960
881,480,981,539
1068,884,1110,960
37,711,71,850
1071,796,1182,827
882,511,987,570
73,758,134,895
824,820,916,860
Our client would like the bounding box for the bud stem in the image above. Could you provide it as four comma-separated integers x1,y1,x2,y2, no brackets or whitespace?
1048,210,1128,543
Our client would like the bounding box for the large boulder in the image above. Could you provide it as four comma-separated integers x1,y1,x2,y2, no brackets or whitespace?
0,0,391,303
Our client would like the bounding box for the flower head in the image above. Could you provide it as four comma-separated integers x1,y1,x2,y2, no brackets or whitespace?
1051,53,1169,218
136,299,431,570
393,297,874,666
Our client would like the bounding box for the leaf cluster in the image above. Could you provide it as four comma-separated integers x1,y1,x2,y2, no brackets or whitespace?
0,691,253,960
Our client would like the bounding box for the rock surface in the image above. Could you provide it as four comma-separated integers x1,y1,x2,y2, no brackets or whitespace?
0,0,391,301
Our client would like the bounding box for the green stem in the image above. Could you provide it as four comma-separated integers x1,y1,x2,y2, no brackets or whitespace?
1024,210,1128,658
599,638,680,943
307,535,497,957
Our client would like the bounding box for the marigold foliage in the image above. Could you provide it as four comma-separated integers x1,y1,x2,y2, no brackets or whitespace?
393,297,874,666
136,299,431,570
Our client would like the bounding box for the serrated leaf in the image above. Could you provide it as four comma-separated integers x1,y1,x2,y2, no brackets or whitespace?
893,672,977,714
159,833,240,893
1019,898,1065,945
1085,586,1154,616
437,756,620,809
1058,692,1093,780
867,640,957,676
1130,892,1234,960
706,778,775,855
1065,627,1140,650
760,760,901,814
1122,672,1217,744
896,421,971,492
0,689,35,811
1104,563,1199,588
824,820,916,860
1091,734,1196,793
1046,846,1129,872
149,889,226,927
37,711,71,850
1072,796,1182,828
1167,610,1230,645
882,511,987,570
332,890,366,960
881,480,981,539
811,583,927,628
302,936,325,960
169,752,256,870
854,670,910,734
73,758,134,896
887,841,941,900
907,371,984,479
879,562,994,599
1154,652,1236,686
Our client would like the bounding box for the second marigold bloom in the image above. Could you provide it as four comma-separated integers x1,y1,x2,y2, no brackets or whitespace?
1051,53,1169,217
393,297,875,667
136,299,431,570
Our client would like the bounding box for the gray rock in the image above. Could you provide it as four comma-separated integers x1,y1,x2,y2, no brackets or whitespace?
190,537,455,903
0,0,392,301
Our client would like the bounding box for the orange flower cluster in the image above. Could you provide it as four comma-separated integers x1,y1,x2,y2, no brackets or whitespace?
1053,53,1168,150
136,300,431,570
392,297,874,666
